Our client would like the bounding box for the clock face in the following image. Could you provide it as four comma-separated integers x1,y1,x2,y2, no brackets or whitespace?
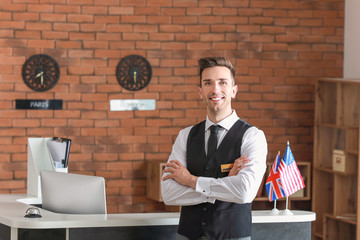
116,55,152,91
22,54,60,92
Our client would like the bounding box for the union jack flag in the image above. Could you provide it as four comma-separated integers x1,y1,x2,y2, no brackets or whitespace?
265,152,285,202
278,142,305,197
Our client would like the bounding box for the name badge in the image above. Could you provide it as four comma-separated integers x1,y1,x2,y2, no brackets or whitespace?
221,163,234,172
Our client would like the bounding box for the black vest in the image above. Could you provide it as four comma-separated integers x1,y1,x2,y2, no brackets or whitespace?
178,119,253,240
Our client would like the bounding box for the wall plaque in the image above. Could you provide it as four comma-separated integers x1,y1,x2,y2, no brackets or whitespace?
16,99,63,110
110,99,156,111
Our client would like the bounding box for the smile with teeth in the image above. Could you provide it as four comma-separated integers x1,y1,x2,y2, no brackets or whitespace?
210,96,224,101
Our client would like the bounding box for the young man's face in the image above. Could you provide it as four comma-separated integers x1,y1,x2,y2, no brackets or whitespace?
198,66,238,120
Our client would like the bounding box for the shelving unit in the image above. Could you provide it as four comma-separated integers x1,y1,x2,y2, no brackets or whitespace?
312,78,360,240
253,161,311,211
146,161,311,211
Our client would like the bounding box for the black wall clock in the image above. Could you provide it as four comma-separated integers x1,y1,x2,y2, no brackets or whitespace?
116,55,152,91
22,54,60,92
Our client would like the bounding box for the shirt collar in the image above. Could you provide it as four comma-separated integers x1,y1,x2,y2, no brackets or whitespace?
205,110,240,131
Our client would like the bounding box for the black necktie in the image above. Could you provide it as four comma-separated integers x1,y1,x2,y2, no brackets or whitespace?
207,125,220,159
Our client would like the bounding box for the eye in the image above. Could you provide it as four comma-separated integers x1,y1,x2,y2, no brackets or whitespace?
202,81,211,86
220,80,228,85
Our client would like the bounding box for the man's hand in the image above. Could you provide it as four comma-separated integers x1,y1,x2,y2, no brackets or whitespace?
162,160,198,189
228,156,250,176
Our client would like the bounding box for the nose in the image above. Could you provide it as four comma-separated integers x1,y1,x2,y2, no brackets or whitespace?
211,81,221,93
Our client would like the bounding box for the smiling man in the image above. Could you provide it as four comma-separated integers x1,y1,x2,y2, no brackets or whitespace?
161,57,268,240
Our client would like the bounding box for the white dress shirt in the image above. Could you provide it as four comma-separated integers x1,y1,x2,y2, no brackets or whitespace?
161,110,267,206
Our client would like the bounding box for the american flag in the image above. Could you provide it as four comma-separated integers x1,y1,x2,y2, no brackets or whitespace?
278,142,305,197
265,152,285,202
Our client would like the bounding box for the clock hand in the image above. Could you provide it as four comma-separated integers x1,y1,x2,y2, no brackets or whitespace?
133,71,137,84
35,71,44,85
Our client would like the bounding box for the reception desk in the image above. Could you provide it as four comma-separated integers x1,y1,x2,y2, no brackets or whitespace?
0,194,315,240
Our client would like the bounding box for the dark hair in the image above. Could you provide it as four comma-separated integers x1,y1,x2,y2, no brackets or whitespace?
198,57,236,86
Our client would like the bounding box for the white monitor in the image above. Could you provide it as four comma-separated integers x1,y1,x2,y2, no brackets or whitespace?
40,171,107,214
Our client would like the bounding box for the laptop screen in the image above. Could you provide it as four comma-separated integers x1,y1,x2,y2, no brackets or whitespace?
40,171,107,214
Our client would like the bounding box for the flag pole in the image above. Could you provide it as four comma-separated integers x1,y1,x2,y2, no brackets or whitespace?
269,200,279,215
281,196,293,215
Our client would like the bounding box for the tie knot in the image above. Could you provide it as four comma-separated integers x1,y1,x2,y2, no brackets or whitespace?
210,125,220,134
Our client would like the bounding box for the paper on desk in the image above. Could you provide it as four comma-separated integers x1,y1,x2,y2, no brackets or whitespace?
47,139,67,168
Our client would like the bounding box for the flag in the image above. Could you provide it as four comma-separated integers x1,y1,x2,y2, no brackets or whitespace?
265,152,285,202
278,142,305,197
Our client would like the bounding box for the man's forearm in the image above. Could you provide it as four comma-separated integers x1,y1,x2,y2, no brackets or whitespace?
162,160,199,189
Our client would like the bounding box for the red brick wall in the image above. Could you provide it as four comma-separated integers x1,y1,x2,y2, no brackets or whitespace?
0,0,344,213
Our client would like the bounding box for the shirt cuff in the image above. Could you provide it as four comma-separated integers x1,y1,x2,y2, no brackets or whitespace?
196,177,215,203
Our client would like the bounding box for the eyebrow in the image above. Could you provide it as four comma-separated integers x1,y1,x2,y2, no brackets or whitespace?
201,78,231,83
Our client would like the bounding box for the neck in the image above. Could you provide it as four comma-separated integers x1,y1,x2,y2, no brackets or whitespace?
208,108,233,123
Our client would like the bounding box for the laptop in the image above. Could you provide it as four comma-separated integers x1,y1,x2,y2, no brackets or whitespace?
40,171,107,214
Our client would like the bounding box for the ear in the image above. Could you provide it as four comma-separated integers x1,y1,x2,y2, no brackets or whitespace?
231,85,238,99
198,86,203,99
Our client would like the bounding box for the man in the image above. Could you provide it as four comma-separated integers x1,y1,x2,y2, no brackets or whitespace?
161,57,267,240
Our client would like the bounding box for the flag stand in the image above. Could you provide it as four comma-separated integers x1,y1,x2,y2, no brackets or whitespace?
269,200,279,215
281,196,294,215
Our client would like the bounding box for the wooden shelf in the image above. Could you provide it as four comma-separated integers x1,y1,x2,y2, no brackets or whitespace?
147,160,311,211
312,78,360,240
146,161,166,202
324,214,357,239
313,166,357,177
254,161,311,205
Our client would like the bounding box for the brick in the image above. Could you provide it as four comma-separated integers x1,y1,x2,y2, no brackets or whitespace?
0,56,25,65
109,7,134,15
224,16,248,25
68,66,94,75
175,33,201,42
40,13,67,22
186,7,211,15
43,31,69,40
276,34,300,43
121,15,146,24
122,32,148,41
13,119,40,128
173,16,197,24
83,41,108,49
147,16,172,24
13,12,39,21
161,41,185,51
15,30,41,39
27,128,54,136
0,180,25,189
0,12,11,20
212,42,236,50
0,30,13,38
0,21,25,29
80,23,106,32
0,3,27,12
300,19,323,27
27,4,54,12
149,32,174,41
200,16,225,25
250,17,274,25
82,6,108,14
55,5,81,13
68,14,93,23
133,24,158,32
186,42,211,50
54,23,79,31
236,25,261,33
160,24,184,32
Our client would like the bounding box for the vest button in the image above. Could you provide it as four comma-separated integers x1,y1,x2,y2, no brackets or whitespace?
202,222,206,226
205,167,210,170
203,207,207,211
